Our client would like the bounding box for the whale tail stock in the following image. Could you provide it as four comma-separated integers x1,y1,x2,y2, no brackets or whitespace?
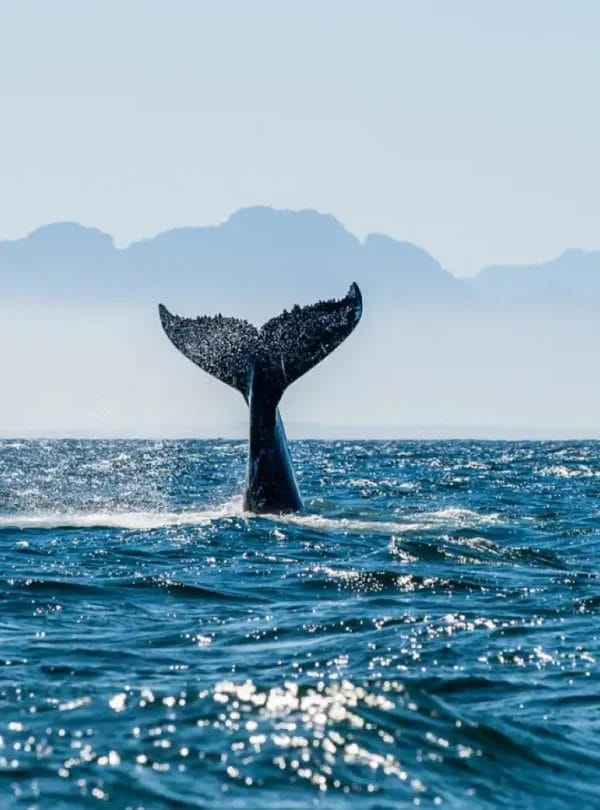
158,282,362,401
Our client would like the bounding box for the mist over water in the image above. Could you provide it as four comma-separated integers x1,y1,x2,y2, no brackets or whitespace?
4,208,600,438
0,439,598,808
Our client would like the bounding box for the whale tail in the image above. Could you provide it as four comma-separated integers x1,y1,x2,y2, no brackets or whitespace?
158,282,362,400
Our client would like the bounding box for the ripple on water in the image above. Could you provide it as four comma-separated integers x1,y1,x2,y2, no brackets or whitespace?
0,439,599,809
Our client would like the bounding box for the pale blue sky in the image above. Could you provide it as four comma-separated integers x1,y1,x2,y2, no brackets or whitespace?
1,0,599,275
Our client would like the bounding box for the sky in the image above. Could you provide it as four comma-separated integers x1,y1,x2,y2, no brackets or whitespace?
1,1,599,276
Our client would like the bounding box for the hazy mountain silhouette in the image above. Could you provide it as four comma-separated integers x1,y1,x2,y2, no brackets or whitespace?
3,206,600,311
2,206,600,437
468,248,600,309
2,206,462,316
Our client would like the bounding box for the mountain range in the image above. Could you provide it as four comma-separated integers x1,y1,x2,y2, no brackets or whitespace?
3,206,600,313
2,206,600,437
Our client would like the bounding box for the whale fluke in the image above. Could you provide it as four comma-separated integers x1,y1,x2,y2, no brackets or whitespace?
158,283,363,513
158,305,258,395
158,283,362,403
259,282,362,397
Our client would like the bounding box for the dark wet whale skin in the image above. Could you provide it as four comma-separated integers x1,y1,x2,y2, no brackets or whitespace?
158,283,362,513
245,379,302,513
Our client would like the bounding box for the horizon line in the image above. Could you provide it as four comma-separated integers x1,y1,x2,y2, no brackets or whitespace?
4,424,600,442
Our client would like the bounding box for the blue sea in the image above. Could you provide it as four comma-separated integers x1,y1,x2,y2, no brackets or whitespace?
0,439,599,809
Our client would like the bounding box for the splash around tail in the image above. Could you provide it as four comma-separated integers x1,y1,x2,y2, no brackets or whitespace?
159,283,363,513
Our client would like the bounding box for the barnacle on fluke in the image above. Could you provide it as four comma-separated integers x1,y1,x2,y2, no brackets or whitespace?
158,283,362,513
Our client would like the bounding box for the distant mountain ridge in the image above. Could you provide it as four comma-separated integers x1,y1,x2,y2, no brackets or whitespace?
2,206,599,312
2,206,600,437
468,247,600,304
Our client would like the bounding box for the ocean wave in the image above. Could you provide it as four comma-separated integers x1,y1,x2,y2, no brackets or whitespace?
0,503,502,537
1,439,599,809
0,500,242,531
266,506,501,537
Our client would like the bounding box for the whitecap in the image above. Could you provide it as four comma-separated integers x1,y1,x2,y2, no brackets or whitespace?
0,498,243,531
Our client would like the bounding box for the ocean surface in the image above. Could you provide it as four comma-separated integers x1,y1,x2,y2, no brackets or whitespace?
0,439,599,809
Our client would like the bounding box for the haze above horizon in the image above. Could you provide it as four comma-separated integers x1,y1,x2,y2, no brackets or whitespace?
3,203,600,437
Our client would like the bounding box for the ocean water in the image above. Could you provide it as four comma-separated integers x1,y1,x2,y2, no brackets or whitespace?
0,440,598,810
